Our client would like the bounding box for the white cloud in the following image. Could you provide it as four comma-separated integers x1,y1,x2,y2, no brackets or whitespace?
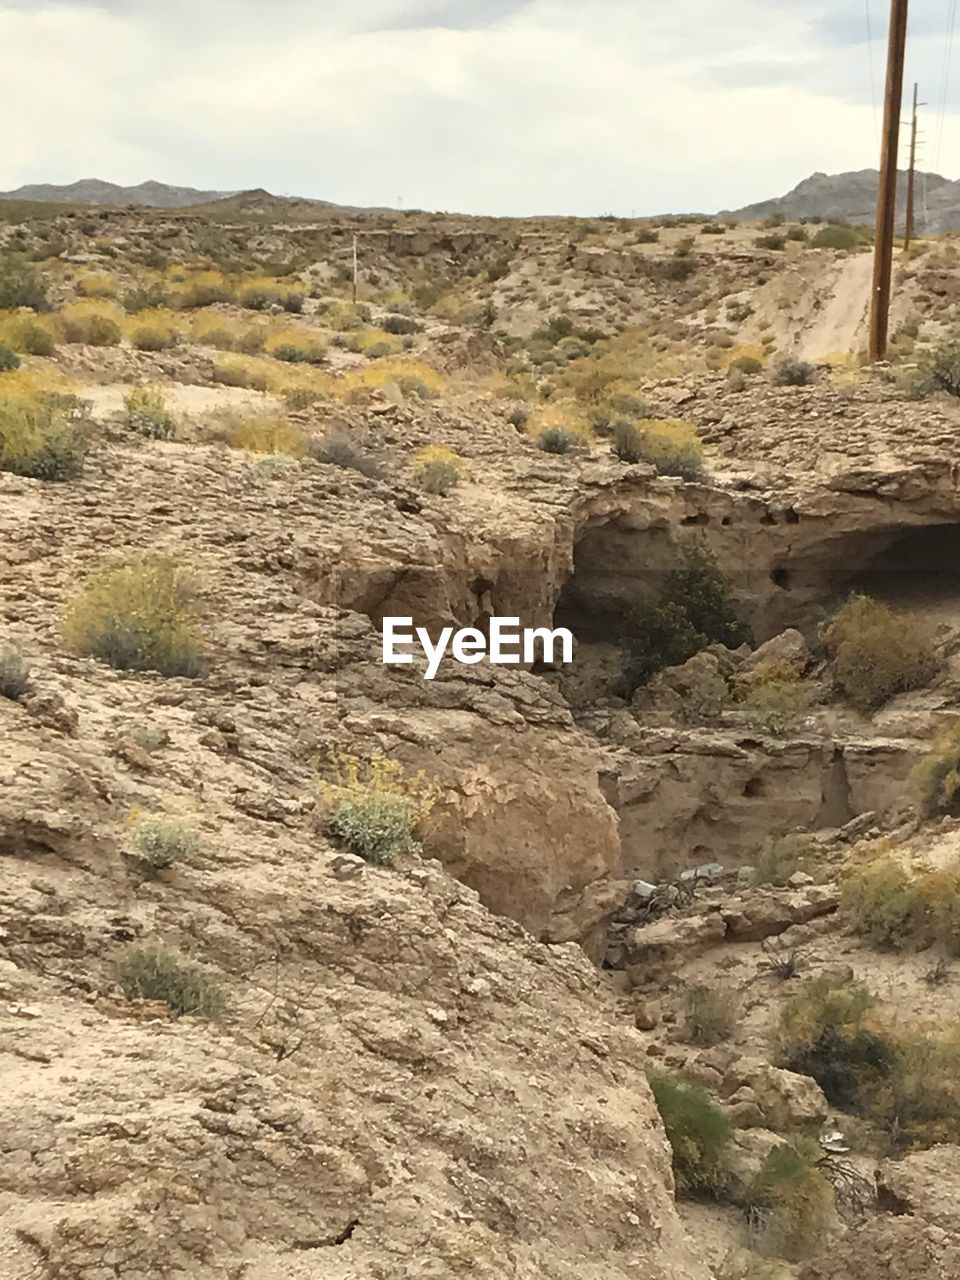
3,0,960,213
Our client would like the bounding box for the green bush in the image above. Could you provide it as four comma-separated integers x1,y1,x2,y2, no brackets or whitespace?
911,720,960,817
823,594,937,712
62,552,206,677
128,813,200,871
308,427,384,479
538,426,575,454
813,224,861,250
413,445,462,496
751,833,819,888
0,396,87,481
0,649,30,699
381,313,421,335
131,325,178,352
122,283,168,314
0,255,48,310
628,545,750,686
773,358,816,387
681,985,737,1046
15,320,55,356
270,341,326,365
113,942,225,1018
746,1142,835,1261
611,418,644,462
736,672,813,732
318,752,438,865
777,975,894,1112
61,312,122,346
730,354,763,375
755,234,786,250
842,850,960,952
638,419,705,480
649,1074,734,1194
0,343,21,372
123,386,175,439
916,337,960,397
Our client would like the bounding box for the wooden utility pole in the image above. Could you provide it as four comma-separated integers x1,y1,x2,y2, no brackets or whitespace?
869,0,910,362
352,234,359,305
904,82,922,251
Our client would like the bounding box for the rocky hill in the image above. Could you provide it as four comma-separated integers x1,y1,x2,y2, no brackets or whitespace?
726,168,960,234
0,179,235,209
2,203,960,1278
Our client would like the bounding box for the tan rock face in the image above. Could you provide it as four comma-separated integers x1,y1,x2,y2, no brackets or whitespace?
0,844,710,1280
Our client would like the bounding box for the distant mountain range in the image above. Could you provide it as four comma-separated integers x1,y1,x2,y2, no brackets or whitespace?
725,169,960,234
0,179,234,208
0,178,394,217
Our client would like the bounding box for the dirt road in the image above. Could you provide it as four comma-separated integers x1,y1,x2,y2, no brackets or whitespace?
793,252,875,361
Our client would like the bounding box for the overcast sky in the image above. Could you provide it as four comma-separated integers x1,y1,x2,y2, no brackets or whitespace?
4,0,960,215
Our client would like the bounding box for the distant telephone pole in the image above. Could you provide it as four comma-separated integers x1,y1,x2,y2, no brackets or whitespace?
352,234,358,305
904,82,924,252
869,0,909,362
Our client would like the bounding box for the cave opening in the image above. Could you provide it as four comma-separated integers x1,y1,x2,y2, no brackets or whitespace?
843,523,960,617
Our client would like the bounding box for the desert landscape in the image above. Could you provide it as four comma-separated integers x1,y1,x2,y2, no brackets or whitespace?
4,179,960,1280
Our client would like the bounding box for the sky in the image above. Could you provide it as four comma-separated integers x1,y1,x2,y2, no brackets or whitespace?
3,0,960,216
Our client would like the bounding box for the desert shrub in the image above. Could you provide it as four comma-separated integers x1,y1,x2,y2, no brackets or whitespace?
413,444,462,495
0,343,20,372
316,751,438,865
538,426,576,454
284,387,324,411
915,337,960,397
397,375,435,400
681,985,737,1046
123,386,174,439
773,358,816,387
381,313,421,335
238,279,305,313
11,318,55,356
269,339,326,365
113,942,225,1018
128,812,200,872
636,227,660,244
778,974,960,1149
211,359,270,391
171,271,234,309
222,413,306,456
628,545,750,686
746,1142,835,1261
787,226,809,242
611,418,644,462
649,1074,733,1194
730,354,763,375
0,255,48,310
911,720,960,817
751,833,819,887
736,672,813,732
308,426,384,478
0,394,87,480
813,224,860,250
755,234,786,250
823,594,937,712
263,326,326,364
60,303,122,346
637,419,705,480
122,283,168,314
76,273,118,299
0,649,30,699
777,976,895,1112
62,552,206,677
842,851,960,953
131,323,178,352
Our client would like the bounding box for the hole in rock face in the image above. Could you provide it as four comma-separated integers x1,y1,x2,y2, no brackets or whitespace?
844,523,960,614
771,567,791,590
742,777,764,797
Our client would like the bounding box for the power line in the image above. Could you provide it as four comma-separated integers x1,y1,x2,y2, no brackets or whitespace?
866,1,881,142
933,0,959,170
